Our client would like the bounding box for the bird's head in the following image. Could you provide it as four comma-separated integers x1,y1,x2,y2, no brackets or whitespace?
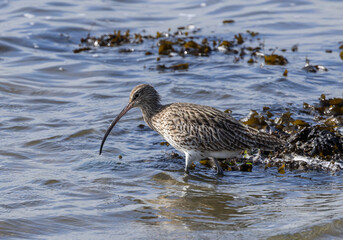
128,84,160,108
99,84,160,155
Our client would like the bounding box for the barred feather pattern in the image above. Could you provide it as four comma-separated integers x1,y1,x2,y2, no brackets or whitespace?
148,102,283,153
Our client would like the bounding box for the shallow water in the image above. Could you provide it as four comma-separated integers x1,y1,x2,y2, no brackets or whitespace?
1,0,343,239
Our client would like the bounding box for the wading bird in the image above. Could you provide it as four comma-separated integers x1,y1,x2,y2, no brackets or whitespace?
99,84,283,175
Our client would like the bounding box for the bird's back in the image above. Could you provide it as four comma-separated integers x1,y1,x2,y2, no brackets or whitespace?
151,102,283,153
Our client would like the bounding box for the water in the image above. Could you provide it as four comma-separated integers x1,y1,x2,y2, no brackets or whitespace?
1,0,343,239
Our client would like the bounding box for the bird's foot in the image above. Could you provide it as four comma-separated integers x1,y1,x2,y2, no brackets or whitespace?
210,157,224,176
216,165,224,176
184,166,190,175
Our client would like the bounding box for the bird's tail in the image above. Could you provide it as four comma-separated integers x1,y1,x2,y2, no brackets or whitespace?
250,130,284,151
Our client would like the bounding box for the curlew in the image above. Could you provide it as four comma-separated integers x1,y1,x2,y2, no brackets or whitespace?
99,84,283,175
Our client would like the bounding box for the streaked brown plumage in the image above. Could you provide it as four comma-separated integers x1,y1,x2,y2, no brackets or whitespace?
100,84,283,175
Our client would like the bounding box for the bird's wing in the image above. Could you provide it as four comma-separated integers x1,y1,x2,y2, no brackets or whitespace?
152,103,273,152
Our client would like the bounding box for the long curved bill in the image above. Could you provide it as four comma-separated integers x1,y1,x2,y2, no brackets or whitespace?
99,102,134,155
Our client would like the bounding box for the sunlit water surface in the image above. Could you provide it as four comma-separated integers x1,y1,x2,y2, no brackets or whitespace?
1,0,343,239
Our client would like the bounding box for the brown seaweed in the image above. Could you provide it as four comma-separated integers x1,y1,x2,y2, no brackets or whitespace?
240,93,343,164
158,40,175,55
234,34,244,45
246,30,259,37
156,63,189,71
223,20,235,24
73,47,91,53
74,27,266,68
73,27,332,77
278,163,286,174
264,54,288,65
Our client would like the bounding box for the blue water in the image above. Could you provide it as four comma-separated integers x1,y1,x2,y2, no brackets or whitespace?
1,0,343,239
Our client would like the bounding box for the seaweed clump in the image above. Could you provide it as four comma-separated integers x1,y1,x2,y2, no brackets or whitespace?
223,20,235,24
73,25,328,75
264,54,288,65
74,30,133,53
73,26,266,69
242,94,343,167
199,158,253,172
156,63,189,71
284,126,342,160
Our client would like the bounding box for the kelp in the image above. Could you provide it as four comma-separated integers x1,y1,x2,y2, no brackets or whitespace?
199,158,253,172
285,126,342,161
234,34,244,45
278,163,286,174
242,94,343,163
304,94,343,117
182,40,211,56
156,63,189,71
224,109,232,114
246,30,259,37
74,26,268,67
73,25,331,75
158,40,175,55
160,142,170,146
264,54,288,65
74,30,133,53
240,162,253,172
242,110,268,130
223,20,235,24
73,47,91,53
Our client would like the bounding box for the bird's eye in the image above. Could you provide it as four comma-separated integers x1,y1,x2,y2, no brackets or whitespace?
133,92,140,100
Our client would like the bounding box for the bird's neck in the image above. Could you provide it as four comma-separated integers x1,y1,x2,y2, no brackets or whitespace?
140,101,163,130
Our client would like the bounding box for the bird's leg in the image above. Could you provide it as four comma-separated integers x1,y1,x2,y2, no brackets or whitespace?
184,153,191,174
210,157,224,176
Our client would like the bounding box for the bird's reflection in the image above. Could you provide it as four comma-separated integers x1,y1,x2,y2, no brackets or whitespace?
143,171,251,231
